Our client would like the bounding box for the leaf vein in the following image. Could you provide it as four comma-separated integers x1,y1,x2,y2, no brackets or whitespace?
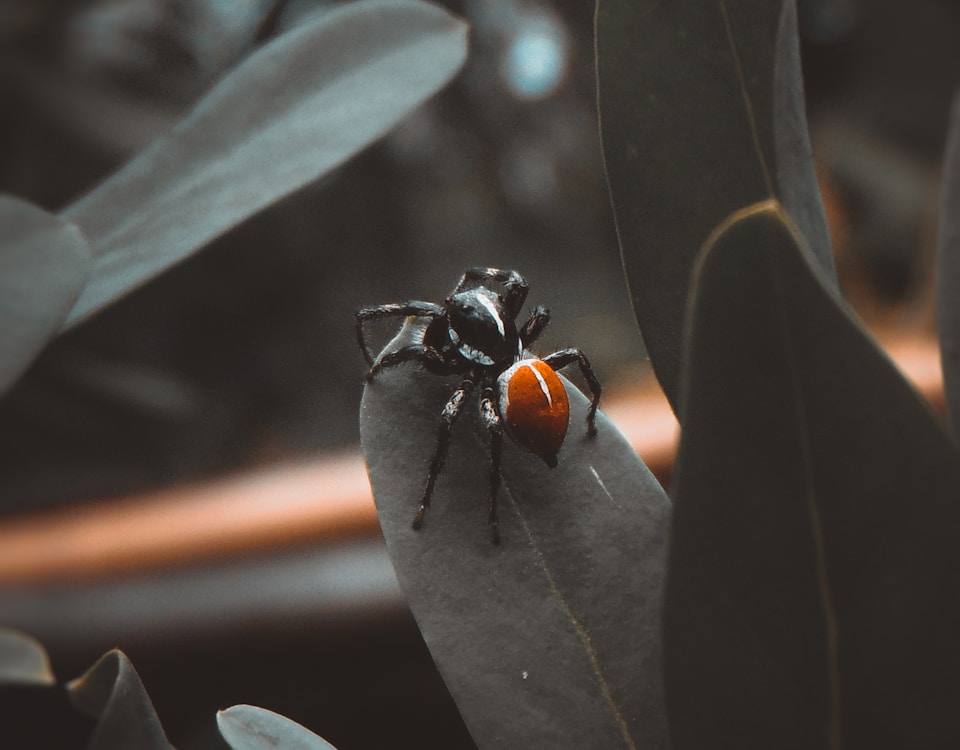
508,497,639,750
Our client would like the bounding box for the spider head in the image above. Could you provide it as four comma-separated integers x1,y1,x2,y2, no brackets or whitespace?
445,287,519,366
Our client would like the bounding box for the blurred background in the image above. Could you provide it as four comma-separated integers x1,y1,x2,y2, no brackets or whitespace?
0,0,956,747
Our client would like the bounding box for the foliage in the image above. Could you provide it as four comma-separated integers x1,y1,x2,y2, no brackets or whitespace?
360,0,960,749
0,0,468,396
595,0,960,744
0,628,55,686
0,0,466,747
596,0,834,411
4,0,959,747
0,629,337,749
664,201,960,748
0,198,91,393
217,705,339,750
360,321,670,747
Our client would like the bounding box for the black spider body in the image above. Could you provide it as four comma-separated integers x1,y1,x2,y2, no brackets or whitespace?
425,287,520,371
356,267,601,543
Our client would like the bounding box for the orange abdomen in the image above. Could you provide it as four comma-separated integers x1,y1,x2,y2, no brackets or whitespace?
497,359,569,466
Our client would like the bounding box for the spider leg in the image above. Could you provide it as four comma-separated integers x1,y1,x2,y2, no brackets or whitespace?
414,376,476,531
355,301,444,366
364,344,444,382
454,267,529,319
519,305,550,348
542,348,602,435
479,385,503,544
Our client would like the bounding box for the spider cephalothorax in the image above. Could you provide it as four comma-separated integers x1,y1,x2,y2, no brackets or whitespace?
356,267,601,543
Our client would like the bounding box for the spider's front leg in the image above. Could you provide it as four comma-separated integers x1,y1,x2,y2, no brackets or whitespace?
519,305,550,348
480,385,504,544
364,344,445,382
355,301,444,367
414,376,475,531
543,348,602,435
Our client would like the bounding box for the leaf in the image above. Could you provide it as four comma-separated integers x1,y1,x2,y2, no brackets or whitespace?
67,649,175,750
60,0,468,327
937,90,960,437
0,627,55,686
596,0,834,412
0,196,91,395
218,705,338,750
665,200,960,749
360,322,671,749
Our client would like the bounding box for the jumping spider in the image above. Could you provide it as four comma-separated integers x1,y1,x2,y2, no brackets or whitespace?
357,267,601,543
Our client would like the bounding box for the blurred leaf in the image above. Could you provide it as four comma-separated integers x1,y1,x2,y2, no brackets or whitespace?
60,0,468,327
218,705,338,750
937,90,960,437
666,200,960,748
360,322,671,749
0,627,55,686
67,649,175,750
596,0,834,411
0,196,91,395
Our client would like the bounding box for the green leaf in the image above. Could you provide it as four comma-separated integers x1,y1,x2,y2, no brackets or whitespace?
0,196,91,394
0,627,55,686
60,0,468,327
666,201,960,748
937,91,960,436
360,322,671,749
218,705,338,750
67,649,174,750
596,0,834,411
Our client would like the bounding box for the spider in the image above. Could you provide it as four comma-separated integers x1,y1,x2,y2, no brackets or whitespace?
356,267,601,543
